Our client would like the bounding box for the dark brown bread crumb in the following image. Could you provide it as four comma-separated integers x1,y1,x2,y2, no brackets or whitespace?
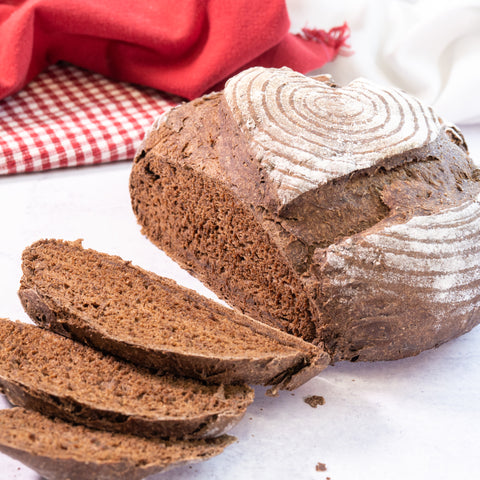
0,318,253,439
304,396,325,408
315,462,327,472
0,407,234,480
19,239,329,391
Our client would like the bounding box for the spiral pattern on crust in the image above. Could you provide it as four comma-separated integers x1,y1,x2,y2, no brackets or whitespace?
322,194,480,326
224,67,442,205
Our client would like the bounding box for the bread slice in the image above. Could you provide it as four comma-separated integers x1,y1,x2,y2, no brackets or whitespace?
19,239,329,392
0,407,234,480
130,66,480,362
0,318,253,439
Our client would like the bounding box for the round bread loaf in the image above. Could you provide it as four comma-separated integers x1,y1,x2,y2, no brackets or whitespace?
130,66,480,362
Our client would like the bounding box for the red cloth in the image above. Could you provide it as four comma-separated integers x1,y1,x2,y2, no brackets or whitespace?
0,0,349,101
0,63,178,174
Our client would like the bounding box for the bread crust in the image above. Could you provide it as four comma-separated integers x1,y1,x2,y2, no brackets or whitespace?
130,68,480,362
0,442,168,480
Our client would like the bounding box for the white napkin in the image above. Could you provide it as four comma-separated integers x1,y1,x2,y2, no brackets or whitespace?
288,0,480,125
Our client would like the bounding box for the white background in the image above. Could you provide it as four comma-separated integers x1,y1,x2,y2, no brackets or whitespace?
1,1,480,479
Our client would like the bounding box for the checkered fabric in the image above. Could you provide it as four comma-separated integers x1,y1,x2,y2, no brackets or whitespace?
0,63,179,175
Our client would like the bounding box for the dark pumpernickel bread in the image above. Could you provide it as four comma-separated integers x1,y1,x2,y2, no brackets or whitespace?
0,407,234,480
130,66,480,362
0,318,253,439
19,239,328,391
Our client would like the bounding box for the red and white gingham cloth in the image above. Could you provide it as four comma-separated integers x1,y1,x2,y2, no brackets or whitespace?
0,63,179,175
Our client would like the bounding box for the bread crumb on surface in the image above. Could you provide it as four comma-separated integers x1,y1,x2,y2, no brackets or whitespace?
304,395,325,408
315,462,327,472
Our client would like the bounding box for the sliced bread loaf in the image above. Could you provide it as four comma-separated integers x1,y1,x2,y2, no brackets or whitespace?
19,239,329,392
0,318,253,439
0,407,234,480
129,66,480,362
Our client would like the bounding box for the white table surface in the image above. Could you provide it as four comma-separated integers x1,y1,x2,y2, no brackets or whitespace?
1,0,480,477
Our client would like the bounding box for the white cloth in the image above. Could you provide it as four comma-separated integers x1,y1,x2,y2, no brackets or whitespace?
288,0,480,124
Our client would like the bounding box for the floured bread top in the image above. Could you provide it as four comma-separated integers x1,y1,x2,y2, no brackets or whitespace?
324,192,480,309
224,67,442,205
